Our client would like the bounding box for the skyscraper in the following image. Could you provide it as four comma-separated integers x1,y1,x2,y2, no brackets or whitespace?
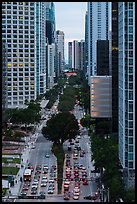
111,2,119,134
48,44,56,89
2,2,46,108
56,30,65,78
2,42,8,125
78,40,85,71
72,40,79,70
45,2,56,44
68,42,72,69
87,2,109,83
97,40,109,75
84,11,88,78
118,2,135,189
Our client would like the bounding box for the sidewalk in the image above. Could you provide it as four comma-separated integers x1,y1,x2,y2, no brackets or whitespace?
9,143,31,196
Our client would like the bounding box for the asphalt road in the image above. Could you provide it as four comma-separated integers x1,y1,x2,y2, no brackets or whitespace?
16,103,100,202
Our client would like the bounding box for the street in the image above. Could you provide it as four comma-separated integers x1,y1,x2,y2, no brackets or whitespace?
12,102,101,202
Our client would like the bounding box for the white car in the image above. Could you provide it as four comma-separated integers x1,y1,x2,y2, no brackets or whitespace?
31,183,38,189
41,181,47,187
77,136,81,139
73,191,80,196
45,153,50,158
73,194,79,200
49,178,54,183
33,179,38,184
74,186,80,193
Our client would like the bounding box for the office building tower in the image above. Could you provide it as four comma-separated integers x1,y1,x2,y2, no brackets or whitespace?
68,42,72,69
2,42,8,125
78,40,85,71
97,40,109,75
56,30,65,77
37,3,47,95
111,2,119,133
118,2,135,188
72,40,79,70
45,2,56,44
84,11,88,78
2,2,46,108
87,2,109,83
47,44,56,89
90,76,112,118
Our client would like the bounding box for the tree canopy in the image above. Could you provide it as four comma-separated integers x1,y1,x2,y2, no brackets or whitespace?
42,112,79,144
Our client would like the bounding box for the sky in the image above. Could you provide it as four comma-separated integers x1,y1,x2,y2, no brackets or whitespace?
54,2,87,63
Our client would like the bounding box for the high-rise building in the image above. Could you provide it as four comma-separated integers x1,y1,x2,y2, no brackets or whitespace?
45,2,56,44
84,11,88,78
90,76,112,118
78,40,85,71
118,2,135,189
87,2,109,83
56,30,65,78
97,40,109,75
111,2,119,133
68,42,72,69
72,40,79,70
47,43,56,89
2,42,8,125
2,2,46,108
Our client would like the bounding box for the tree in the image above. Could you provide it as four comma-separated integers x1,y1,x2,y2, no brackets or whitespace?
42,112,79,145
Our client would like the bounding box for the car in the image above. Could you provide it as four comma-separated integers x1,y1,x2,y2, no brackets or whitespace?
83,179,88,185
41,181,47,187
19,192,27,198
68,146,71,151
31,145,36,149
73,153,78,159
33,179,39,184
45,153,50,158
66,154,70,158
64,192,70,200
73,194,79,200
74,186,80,193
48,187,54,194
83,193,99,200
49,178,54,183
31,189,37,194
77,135,81,139
31,183,38,189
73,191,80,196
49,183,55,190
22,183,29,190
43,164,49,169
39,191,46,199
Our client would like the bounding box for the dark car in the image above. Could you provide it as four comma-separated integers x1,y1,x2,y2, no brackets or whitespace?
18,192,27,199
39,191,46,199
68,146,71,151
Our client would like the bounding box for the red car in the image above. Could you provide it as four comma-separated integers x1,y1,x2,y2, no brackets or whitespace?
83,179,88,185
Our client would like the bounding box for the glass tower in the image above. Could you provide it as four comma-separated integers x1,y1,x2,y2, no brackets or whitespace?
118,2,135,189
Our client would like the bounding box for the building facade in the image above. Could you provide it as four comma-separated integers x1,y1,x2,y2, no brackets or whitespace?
87,2,109,84
2,2,46,108
118,2,135,188
72,40,79,70
78,40,85,71
56,30,65,77
97,40,109,76
48,44,56,89
90,76,112,118
84,11,88,78
68,42,72,69
111,2,119,134
2,42,8,125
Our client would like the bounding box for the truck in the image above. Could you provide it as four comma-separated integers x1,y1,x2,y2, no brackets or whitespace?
23,169,32,181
